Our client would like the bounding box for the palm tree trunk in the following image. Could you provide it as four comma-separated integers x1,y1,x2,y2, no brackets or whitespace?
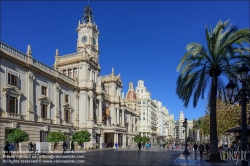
209,76,220,162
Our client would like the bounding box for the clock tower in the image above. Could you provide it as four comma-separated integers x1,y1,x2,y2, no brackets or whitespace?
76,5,99,56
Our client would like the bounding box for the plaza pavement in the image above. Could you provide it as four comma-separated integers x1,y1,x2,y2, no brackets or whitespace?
1,146,249,165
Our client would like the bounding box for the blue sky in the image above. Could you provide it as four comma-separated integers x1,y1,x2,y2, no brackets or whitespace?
1,1,249,121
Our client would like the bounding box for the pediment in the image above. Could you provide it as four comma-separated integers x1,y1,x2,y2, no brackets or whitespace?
62,102,73,110
2,86,22,97
38,96,52,105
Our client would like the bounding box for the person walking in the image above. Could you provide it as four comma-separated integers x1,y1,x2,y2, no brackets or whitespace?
81,142,84,150
62,141,67,155
115,142,118,150
138,142,142,153
70,141,74,151
193,143,198,155
198,144,204,157
4,142,13,162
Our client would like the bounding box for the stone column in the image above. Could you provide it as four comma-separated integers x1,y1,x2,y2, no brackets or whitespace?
55,83,60,124
128,114,131,132
27,72,35,120
89,94,93,120
17,96,21,114
98,99,102,123
113,133,116,149
116,108,119,125
122,109,125,127
75,92,79,126
122,134,126,148
110,104,116,125
79,91,87,127
133,116,135,133
47,104,51,119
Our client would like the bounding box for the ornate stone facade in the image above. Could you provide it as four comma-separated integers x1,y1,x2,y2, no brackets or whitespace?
0,5,138,154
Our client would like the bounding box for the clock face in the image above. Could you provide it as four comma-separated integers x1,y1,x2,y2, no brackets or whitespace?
81,36,87,43
92,38,96,45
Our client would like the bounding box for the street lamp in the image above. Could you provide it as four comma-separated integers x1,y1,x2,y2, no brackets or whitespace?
183,118,190,154
226,64,250,166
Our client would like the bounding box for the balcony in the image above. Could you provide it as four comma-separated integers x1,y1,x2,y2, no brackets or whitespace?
4,112,22,119
63,121,74,126
38,117,52,123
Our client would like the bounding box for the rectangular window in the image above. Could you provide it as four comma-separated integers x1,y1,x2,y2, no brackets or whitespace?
68,69,72,78
73,68,77,79
65,110,70,122
41,104,47,118
40,131,49,142
42,86,47,96
65,94,69,103
7,96,18,114
63,70,67,76
8,73,18,87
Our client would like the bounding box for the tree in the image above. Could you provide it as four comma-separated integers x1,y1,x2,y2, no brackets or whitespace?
204,99,249,137
193,117,208,143
176,20,250,162
46,131,66,150
133,135,142,143
141,136,150,143
5,128,29,149
71,130,91,146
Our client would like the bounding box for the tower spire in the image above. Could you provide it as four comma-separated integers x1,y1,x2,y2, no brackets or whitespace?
82,5,95,24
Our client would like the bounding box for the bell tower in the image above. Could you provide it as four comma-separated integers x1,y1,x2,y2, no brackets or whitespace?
76,5,99,55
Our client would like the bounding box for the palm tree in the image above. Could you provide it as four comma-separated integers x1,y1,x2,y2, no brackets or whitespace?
193,117,207,143
176,20,250,162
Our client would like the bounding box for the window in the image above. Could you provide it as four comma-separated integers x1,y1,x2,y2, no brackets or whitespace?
143,117,145,120
63,70,67,76
41,104,47,118
68,69,72,78
73,68,77,79
42,86,47,96
40,131,49,142
65,94,69,103
141,90,143,93
65,110,70,122
8,73,18,87
7,96,18,114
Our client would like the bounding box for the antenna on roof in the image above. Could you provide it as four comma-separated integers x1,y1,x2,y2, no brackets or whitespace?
88,0,90,5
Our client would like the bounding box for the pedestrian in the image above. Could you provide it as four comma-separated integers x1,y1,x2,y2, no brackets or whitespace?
163,143,166,149
199,144,204,157
115,142,118,150
96,143,99,149
62,141,67,155
53,142,58,151
205,142,210,153
71,141,74,151
81,142,84,150
138,142,142,153
4,142,13,162
193,143,198,155
28,142,33,151
33,143,36,153
146,143,149,150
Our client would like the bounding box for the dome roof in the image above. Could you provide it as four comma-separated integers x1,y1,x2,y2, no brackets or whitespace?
126,91,137,100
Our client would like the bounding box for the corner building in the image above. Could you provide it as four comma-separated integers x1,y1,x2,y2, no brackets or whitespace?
0,5,138,153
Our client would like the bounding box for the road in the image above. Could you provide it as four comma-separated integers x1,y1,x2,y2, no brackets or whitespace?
1,146,183,166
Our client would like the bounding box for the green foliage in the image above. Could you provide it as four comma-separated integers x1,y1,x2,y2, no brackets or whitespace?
133,135,142,143
71,130,91,146
141,136,150,143
176,19,250,160
5,128,29,146
46,131,66,143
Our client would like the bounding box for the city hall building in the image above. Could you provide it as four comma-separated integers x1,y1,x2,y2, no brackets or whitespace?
0,5,138,153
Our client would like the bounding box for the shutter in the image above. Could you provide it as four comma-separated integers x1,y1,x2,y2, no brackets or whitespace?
7,96,10,112
8,73,10,84
15,97,18,114
14,76,18,87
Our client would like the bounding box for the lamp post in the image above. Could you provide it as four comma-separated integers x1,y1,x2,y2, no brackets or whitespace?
226,64,250,166
183,118,190,154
